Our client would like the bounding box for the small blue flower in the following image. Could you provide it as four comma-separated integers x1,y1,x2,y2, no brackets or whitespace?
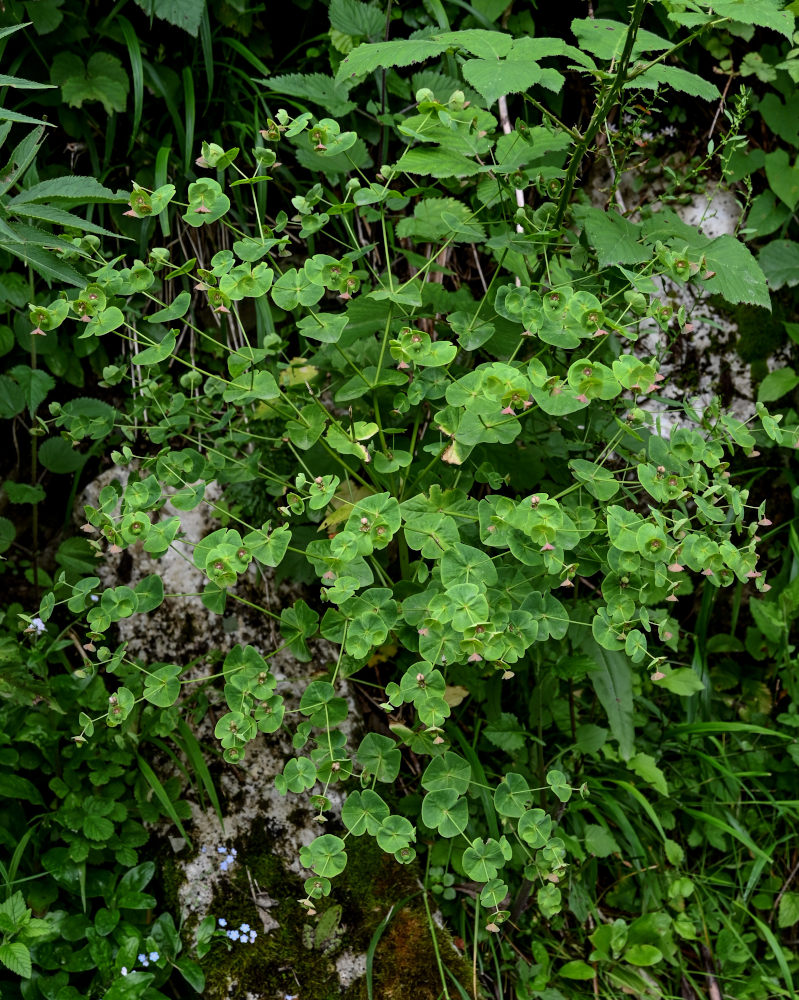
138,953,146,963
121,967,128,977
229,930,240,941
240,923,250,933
218,918,227,927
231,847,238,857
217,846,226,854
249,931,257,941
201,846,207,853
149,951,159,962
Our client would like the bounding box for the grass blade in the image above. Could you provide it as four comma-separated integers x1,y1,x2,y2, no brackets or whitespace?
221,37,271,79
182,66,195,175
199,7,214,111
137,754,192,847
154,144,171,237
118,16,143,153
177,718,225,832
366,891,419,1000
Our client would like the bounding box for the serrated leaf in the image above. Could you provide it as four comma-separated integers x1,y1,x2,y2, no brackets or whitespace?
711,0,794,39
396,197,485,242
265,73,356,117
0,942,31,978
336,39,450,82
9,175,127,206
702,234,771,310
628,63,719,101
483,712,526,752
329,0,384,38
134,0,205,35
575,205,648,267
627,752,669,796
395,147,481,178
462,39,563,104
51,51,129,115
571,17,671,60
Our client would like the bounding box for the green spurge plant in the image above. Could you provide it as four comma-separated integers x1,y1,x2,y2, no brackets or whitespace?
22,0,799,953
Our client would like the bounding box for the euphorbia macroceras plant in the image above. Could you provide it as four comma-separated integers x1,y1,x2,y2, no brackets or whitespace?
25,10,799,929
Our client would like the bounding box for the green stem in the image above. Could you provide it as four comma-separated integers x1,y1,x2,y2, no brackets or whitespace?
423,851,452,1000
553,0,647,231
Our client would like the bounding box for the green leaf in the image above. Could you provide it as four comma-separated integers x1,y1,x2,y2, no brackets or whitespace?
0,773,43,804
583,637,635,760
654,667,704,696
765,149,799,211
342,789,390,836
3,482,45,504
628,63,719,100
330,0,386,37
462,38,563,105
396,197,485,243
9,175,127,206
493,773,532,818
778,891,799,929
0,941,31,978
83,814,114,841
300,834,348,877
584,824,620,857
546,769,572,802
336,39,451,82
38,437,83,473
483,712,526,752
51,51,129,114
10,364,54,414
462,837,507,881
627,752,669,796
569,458,619,500
133,0,205,35
421,752,471,795
421,788,469,837
702,235,770,310
131,330,176,366
375,814,415,852
0,516,14,554
711,0,794,39
143,664,181,707
357,733,401,782
758,366,799,403
575,205,648,267
559,959,595,980
266,73,356,117
395,147,481,178
176,957,205,992
146,291,191,322
10,202,117,237
571,17,670,60
518,808,552,848
758,240,799,290
625,944,663,966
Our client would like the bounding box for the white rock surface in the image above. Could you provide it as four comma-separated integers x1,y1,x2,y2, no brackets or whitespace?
77,470,367,995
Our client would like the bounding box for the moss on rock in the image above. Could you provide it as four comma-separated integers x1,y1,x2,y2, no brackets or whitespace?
196,822,475,999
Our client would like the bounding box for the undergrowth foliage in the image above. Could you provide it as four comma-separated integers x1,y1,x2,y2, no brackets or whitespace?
11,1,799,994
